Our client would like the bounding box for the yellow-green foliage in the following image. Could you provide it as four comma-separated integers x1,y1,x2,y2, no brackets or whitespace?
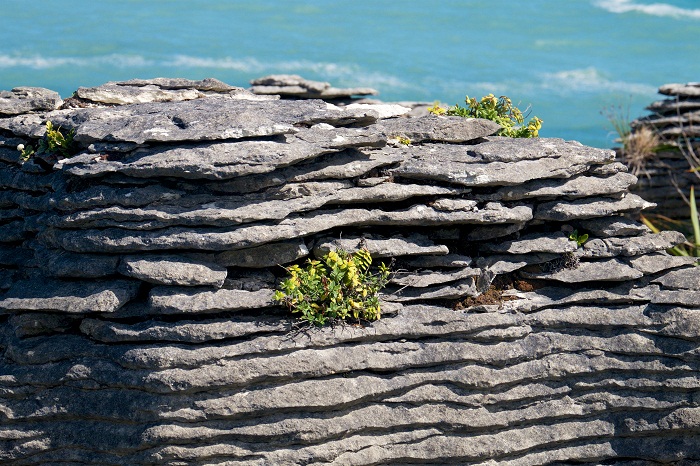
445,94,542,138
274,248,390,326
568,229,589,247
19,121,76,161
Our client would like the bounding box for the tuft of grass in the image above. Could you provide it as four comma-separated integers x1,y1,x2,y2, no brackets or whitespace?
641,186,700,257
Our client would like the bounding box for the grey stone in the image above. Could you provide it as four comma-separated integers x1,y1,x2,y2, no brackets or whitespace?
652,267,700,290
34,247,120,278
118,255,228,287
80,314,289,343
476,253,560,274
578,216,650,237
580,231,686,258
224,269,277,291
375,115,500,143
0,278,139,313
51,184,186,211
45,96,380,145
9,312,78,338
390,138,614,187
40,203,533,253
482,172,637,201
522,258,644,283
391,267,480,288
465,222,526,241
148,286,276,314
62,125,386,179
399,254,473,268
535,194,655,221
344,103,411,119
587,161,628,176
204,240,310,268
383,278,477,301
480,231,578,255
628,253,698,274
0,87,62,115
45,182,463,230
659,82,700,97
210,148,404,194
75,78,246,105
313,234,449,258
250,74,378,99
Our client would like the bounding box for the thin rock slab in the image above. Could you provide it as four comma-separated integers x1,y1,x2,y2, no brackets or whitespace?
40,96,380,145
39,203,533,253
74,78,246,105
399,254,473,268
79,314,290,343
652,267,700,290
44,182,464,230
480,231,578,255
520,258,644,283
118,255,228,287
0,87,62,115
580,231,686,258
390,267,480,288
312,234,449,258
659,82,700,97
578,216,650,238
148,286,276,314
189,240,310,268
480,172,637,202
0,278,139,314
535,194,655,221
628,253,698,275
33,247,120,278
383,278,477,302
249,74,378,99
61,125,386,180
374,115,500,143
389,138,614,187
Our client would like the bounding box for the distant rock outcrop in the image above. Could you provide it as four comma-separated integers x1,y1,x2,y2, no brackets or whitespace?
622,82,700,219
1,77,699,465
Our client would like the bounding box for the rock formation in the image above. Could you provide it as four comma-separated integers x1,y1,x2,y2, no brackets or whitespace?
622,82,700,220
1,77,699,465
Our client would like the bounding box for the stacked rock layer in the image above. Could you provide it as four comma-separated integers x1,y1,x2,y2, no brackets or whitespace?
626,82,700,219
1,78,700,465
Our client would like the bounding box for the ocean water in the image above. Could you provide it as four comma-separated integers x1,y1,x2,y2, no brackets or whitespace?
1,0,698,148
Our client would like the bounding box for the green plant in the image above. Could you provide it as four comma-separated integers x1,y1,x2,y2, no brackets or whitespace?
568,229,589,247
446,94,542,138
18,121,76,161
427,101,446,115
394,135,411,145
274,248,391,326
641,186,700,257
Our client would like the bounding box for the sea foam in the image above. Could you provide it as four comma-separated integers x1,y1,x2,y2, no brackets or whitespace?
593,0,700,19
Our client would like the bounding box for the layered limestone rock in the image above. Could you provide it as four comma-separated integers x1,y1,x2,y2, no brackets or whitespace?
1,77,699,465
622,82,700,219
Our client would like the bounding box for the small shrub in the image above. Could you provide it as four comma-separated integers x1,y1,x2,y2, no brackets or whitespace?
18,121,77,162
394,135,411,145
427,101,446,115
446,94,542,138
274,248,391,326
568,229,589,247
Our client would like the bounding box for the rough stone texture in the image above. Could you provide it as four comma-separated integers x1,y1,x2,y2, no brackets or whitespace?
250,74,378,99
1,76,699,465
118,255,228,287
0,87,62,115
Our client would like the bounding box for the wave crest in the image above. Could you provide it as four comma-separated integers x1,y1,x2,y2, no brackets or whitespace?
593,0,700,19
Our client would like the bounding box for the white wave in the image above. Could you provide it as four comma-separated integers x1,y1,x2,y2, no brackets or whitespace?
0,54,152,69
540,67,657,94
593,0,700,19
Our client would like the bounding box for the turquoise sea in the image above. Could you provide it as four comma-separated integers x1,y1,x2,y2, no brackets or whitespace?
2,0,699,148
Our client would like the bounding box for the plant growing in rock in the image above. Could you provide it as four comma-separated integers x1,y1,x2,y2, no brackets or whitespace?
274,248,391,326
18,121,77,162
568,229,589,247
446,94,542,138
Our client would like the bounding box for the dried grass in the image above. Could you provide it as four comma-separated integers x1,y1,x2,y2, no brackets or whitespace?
622,125,660,175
